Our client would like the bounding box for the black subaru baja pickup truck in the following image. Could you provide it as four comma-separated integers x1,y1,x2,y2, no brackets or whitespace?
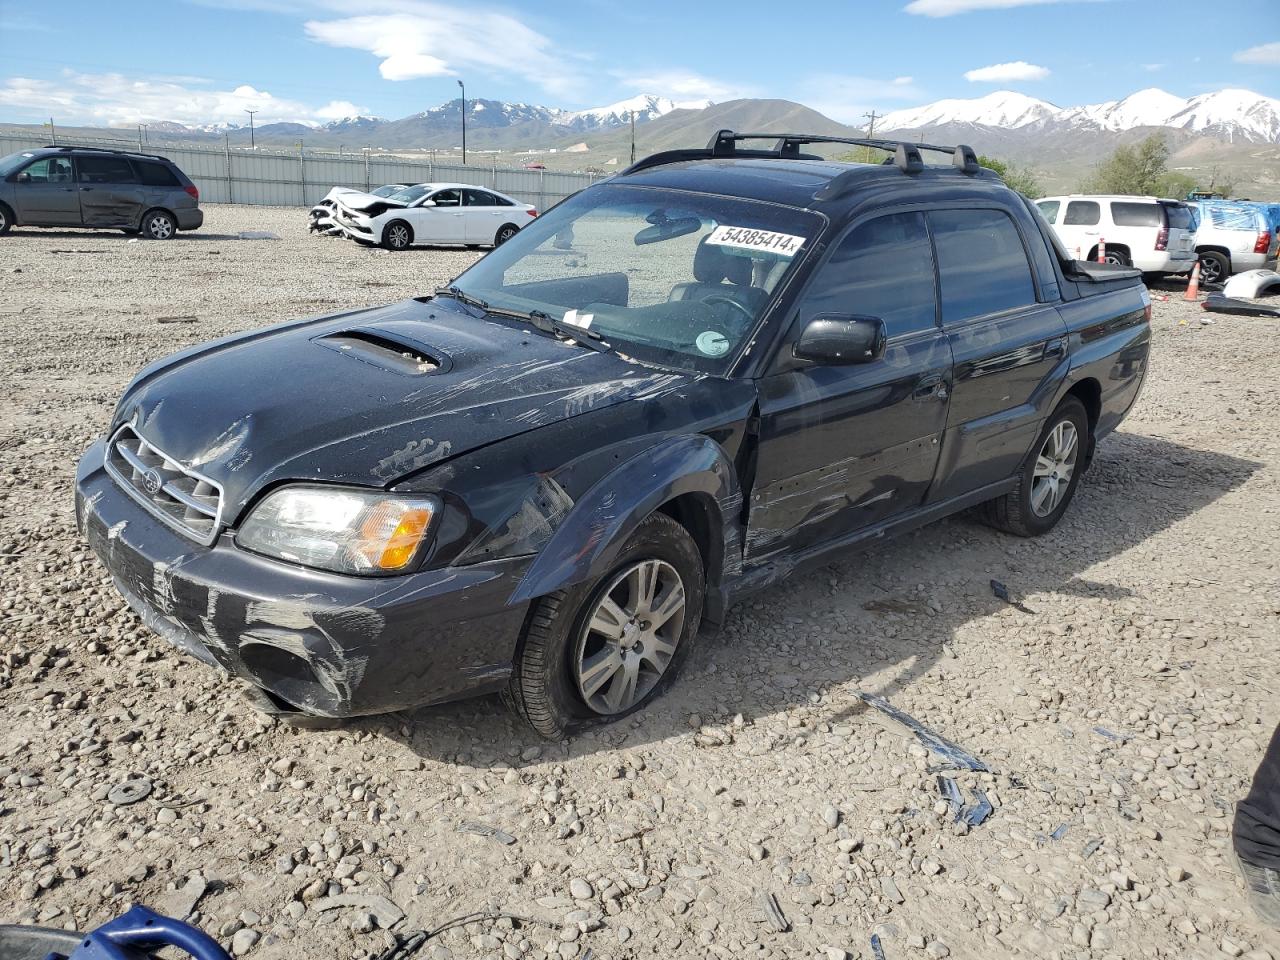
76,132,1151,737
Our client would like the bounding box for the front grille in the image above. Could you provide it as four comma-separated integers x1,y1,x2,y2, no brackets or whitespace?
105,423,225,545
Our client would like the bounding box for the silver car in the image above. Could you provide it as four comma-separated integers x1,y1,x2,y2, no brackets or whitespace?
0,146,203,239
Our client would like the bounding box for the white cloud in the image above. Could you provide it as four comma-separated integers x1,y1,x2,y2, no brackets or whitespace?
613,69,754,103
1234,42,1280,66
313,99,370,121
0,71,362,127
303,3,583,97
1142,63,1165,72
799,74,927,125
906,0,1101,15
964,61,1050,82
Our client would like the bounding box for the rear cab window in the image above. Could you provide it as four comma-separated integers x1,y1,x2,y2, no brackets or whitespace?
1036,200,1060,224
929,209,1037,324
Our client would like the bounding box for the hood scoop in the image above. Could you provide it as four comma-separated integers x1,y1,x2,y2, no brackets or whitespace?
315,328,449,376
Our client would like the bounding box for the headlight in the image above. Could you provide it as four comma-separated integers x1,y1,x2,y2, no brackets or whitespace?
236,486,438,575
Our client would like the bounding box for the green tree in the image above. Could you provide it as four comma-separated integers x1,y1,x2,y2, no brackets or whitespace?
1080,133,1171,195
977,155,1045,198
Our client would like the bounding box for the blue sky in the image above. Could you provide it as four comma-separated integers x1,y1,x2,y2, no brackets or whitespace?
0,0,1276,127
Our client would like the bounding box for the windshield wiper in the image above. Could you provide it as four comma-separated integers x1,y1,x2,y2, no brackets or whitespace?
433,284,489,316
433,286,611,353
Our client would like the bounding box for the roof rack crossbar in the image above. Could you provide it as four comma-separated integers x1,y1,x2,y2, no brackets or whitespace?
620,129,984,190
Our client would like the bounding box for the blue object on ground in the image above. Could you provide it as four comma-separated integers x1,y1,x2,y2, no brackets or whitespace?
960,789,994,827
66,905,230,960
870,933,887,960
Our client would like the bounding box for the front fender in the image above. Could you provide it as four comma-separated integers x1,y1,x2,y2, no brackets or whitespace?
508,434,742,607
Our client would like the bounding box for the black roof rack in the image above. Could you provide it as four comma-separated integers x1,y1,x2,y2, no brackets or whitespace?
43,144,172,162
621,130,985,198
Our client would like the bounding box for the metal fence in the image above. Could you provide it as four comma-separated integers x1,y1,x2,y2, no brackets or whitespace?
0,132,603,210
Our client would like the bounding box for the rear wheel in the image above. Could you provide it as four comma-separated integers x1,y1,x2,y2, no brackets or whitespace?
504,512,704,739
141,209,176,240
1197,250,1230,284
1096,247,1130,267
494,223,519,246
980,396,1089,537
381,220,412,251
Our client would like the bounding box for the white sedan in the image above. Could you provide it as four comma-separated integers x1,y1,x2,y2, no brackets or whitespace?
333,183,537,251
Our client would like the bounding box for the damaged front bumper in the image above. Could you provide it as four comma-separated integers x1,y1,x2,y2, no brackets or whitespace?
75,439,531,718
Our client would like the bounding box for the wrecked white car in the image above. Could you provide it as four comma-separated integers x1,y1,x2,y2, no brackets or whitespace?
332,182,537,250
309,184,408,235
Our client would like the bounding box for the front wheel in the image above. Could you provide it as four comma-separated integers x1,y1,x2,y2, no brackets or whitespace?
980,396,1089,537
381,220,412,251
505,512,704,739
0,204,11,236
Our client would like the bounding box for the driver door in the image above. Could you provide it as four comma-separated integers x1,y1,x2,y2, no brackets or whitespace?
412,188,465,244
14,156,81,225
747,212,953,561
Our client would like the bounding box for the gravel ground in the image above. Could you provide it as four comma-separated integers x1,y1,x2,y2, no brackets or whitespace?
1,204,1278,960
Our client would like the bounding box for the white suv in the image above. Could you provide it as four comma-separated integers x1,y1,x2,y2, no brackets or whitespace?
1036,195,1197,275
1191,201,1280,284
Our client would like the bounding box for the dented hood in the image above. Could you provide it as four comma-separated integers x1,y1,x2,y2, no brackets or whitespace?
115,298,691,521
336,192,408,213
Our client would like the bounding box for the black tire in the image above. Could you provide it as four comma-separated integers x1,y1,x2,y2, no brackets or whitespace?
980,396,1090,537
1097,247,1131,267
140,209,177,240
1197,250,1230,285
505,512,705,740
0,203,13,236
494,223,519,247
381,220,412,251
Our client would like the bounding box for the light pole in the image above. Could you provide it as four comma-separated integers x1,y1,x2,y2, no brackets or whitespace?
245,108,258,149
138,123,148,150
457,79,466,164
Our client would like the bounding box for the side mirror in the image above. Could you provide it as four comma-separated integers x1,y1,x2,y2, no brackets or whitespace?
793,315,886,365
418,198,436,207
16,172,30,183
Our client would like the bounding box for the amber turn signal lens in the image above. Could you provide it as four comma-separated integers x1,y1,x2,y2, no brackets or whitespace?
356,502,435,571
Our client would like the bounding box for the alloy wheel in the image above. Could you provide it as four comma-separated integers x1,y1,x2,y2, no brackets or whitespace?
1198,257,1223,284
388,224,410,249
1031,420,1078,517
573,559,686,715
497,226,517,245
148,215,173,240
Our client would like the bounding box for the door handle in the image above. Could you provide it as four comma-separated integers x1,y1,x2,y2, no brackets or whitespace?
1045,337,1067,358
80,187,93,192
913,376,949,401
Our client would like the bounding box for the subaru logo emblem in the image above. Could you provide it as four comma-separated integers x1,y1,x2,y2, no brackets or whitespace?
142,469,163,495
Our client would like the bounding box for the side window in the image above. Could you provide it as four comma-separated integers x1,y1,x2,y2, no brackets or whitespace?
798,212,937,339
76,155,137,184
1062,201,1100,226
1036,200,1060,224
1110,202,1161,227
20,157,73,183
463,189,496,206
430,189,461,207
929,209,1037,324
136,160,180,187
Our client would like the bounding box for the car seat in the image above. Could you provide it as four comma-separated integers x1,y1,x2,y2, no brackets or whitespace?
668,237,767,315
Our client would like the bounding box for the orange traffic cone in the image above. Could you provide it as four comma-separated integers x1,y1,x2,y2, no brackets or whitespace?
1097,238,1107,264
1183,260,1202,301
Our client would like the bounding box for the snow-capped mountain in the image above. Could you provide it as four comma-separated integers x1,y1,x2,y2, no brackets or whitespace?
564,94,711,131
879,92,1060,130
881,88,1280,144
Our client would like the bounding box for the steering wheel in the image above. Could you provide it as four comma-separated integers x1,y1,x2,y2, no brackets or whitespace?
700,294,755,327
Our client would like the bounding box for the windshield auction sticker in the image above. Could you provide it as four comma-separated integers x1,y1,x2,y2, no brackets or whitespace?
706,225,805,257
